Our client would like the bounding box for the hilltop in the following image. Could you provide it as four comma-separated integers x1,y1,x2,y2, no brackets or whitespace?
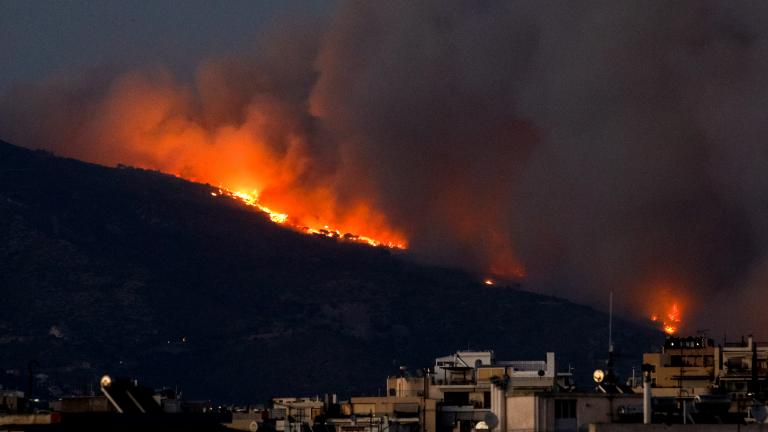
0,140,662,402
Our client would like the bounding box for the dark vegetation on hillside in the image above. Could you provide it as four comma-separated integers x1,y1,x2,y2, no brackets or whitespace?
0,140,662,402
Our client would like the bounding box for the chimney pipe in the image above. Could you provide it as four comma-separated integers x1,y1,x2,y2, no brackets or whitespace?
642,364,655,424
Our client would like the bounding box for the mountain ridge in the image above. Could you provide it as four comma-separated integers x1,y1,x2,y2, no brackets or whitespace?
0,139,662,402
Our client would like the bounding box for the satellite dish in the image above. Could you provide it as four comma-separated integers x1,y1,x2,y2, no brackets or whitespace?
249,421,260,432
100,375,112,388
593,369,605,383
483,412,499,429
753,403,768,423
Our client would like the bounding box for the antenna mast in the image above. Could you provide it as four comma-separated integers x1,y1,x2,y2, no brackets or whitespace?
606,288,615,384
609,289,614,353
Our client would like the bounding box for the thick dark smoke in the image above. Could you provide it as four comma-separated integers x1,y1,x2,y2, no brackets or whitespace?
3,0,768,335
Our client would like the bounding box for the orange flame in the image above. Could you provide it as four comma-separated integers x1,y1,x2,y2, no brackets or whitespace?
216,188,407,249
650,302,682,335
643,277,687,335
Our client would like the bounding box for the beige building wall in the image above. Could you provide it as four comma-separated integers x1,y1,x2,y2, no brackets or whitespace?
0,414,56,426
351,396,423,414
387,376,426,397
590,424,768,432
505,393,641,432
505,395,536,432
349,396,436,432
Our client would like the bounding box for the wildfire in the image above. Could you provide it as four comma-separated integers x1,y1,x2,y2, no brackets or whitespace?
230,191,289,224
213,188,407,249
650,302,682,335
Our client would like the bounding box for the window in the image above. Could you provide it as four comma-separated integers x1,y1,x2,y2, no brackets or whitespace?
444,392,469,406
555,399,576,419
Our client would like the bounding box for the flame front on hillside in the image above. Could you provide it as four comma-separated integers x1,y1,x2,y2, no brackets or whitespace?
212,188,407,249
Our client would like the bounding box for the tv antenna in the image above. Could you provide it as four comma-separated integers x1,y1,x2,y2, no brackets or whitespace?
608,289,614,354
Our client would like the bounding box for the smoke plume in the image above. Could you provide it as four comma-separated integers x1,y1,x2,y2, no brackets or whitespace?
3,0,768,335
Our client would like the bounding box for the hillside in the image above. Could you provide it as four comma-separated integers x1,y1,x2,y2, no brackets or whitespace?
0,140,663,402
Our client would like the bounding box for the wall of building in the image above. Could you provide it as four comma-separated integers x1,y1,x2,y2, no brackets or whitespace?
388,376,426,397
0,393,23,412
532,394,641,432
505,395,535,432
351,396,423,415
349,396,436,432
590,424,768,432
716,336,768,400
0,413,57,426
227,412,264,432
51,396,111,413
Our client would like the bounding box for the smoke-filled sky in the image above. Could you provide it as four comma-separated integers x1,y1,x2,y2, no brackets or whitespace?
3,0,768,336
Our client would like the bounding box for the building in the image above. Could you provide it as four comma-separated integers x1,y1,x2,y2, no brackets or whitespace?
0,389,25,413
372,349,653,432
506,392,642,431
715,336,768,399
272,396,327,432
49,395,112,413
377,350,567,432
334,395,430,432
714,335,768,416
641,335,768,418
643,336,716,397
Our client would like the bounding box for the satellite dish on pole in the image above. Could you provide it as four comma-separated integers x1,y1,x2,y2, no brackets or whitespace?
100,375,112,388
593,369,605,383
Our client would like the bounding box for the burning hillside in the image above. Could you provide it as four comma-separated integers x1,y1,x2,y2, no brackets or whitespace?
4,1,768,334
213,188,406,249
0,139,663,401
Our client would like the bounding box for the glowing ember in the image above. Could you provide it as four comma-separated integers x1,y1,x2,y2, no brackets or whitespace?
484,279,495,285
215,188,406,249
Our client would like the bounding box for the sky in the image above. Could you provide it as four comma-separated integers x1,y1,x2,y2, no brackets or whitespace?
3,0,768,337
0,0,331,92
